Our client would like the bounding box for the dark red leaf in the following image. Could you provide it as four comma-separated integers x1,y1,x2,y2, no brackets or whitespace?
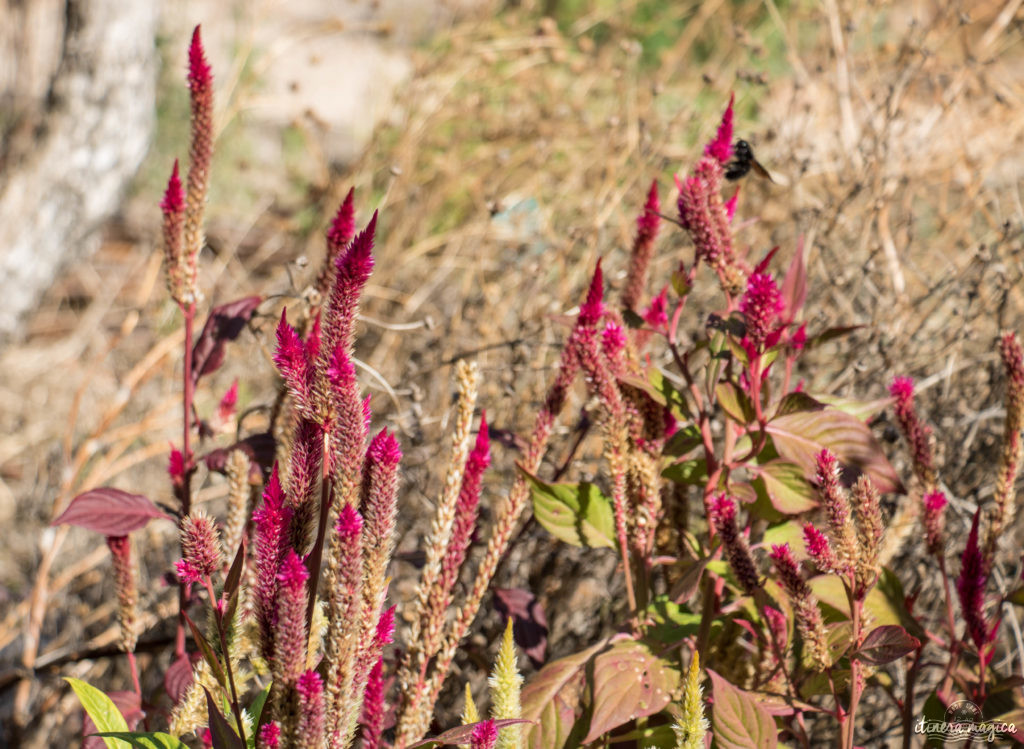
191,296,262,385
83,691,142,749
165,653,200,707
52,488,172,535
493,588,549,667
204,432,276,478
856,625,920,665
204,687,244,749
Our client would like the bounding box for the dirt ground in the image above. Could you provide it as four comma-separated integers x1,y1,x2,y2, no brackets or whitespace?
2,0,1024,746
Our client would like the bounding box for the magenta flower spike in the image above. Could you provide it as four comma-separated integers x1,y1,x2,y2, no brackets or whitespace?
705,92,735,164
274,549,310,687
296,670,326,747
106,535,138,653
923,490,947,556
642,286,670,330
321,211,378,360
258,722,281,749
274,309,312,409
182,25,214,303
317,187,357,297
579,259,605,327
179,510,223,580
957,510,989,651
708,494,760,594
740,272,784,352
889,376,937,491
803,524,837,573
769,543,830,670
621,180,661,312
470,719,499,749
254,464,294,660
361,657,387,749
160,160,186,303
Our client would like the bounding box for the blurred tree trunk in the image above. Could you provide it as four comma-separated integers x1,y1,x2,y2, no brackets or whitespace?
0,0,157,337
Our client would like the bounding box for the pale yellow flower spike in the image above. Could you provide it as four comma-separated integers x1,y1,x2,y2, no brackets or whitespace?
672,651,709,749
462,682,480,725
489,617,523,749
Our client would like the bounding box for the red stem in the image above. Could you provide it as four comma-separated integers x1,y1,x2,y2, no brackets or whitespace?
126,651,142,700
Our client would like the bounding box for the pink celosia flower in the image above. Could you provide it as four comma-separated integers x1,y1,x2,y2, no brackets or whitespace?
923,490,947,555
471,719,499,749
740,272,784,352
183,26,213,303
168,444,185,490
642,286,669,330
375,605,396,648
259,722,281,749
361,429,402,554
790,323,807,350
814,449,857,574
361,657,387,749
889,376,936,491
621,180,661,312
317,187,357,296
601,322,627,360
296,669,326,746
175,558,201,585
106,535,138,652
803,524,837,573
160,160,186,302
287,418,324,552
579,259,605,327
274,309,311,408
274,549,310,686
254,465,294,660
724,188,740,222
708,494,760,594
217,380,238,424
957,510,989,651
321,212,377,360
770,543,830,670
704,92,735,164
180,510,223,578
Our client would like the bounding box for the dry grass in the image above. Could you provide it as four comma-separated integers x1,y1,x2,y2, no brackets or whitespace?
2,0,1023,744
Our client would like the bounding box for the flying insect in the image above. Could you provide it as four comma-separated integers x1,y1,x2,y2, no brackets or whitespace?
725,139,774,183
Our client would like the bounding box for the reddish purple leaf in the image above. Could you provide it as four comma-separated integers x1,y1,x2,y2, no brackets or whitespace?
582,640,679,743
204,432,276,478
780,238,806,323
204,687,244,749
191,296,262,385
165,652,200,707
709,669,778,749
408,719,533,747
83,691,142,749
766,409,904,494
494,588,549,667
522,640,608,749
856,625,920,665
52,488,172,535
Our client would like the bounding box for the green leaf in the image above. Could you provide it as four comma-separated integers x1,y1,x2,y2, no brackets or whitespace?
94,734,188,749
410,720,534,748
247,683,272,748
520,466,616,549
620,368,691,421
582,640,679,743
810,393,892,422
663,425,703,457
765,409,903,494
808,575,902,627
645,595,702,644
64,677,130,749
875,567,927,639
662,458,708,486
772,392,825,419
754,461,818,514
762,521,808,560
521,640,609,749
708,669,778,749
716,381,755,425
803,325,863,350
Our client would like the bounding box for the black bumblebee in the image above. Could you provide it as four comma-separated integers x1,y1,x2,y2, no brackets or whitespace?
725,139,774,182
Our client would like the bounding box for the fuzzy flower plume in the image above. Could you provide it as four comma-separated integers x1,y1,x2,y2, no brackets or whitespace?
182,25,213,304
708,494,760,594
160,160,186,303
677,96,745,293
254,465,293,661
957,510,990,652
642,286,670,330
273,550,310,742
274,309,312,411
988,332,1024,556
815,449,858,576
324,504,364,740
286,418,323,553
180,510,223,580
359,428,402,641
851,476,883,595
321,211,377,362
361,657,387,749
705,92,735,164
106,536,138,652
672,651,708,749
471,720,499,749
317,187,356,298
579,258,606,327
803,524,837,573
740,272,784,352
462,683,480,725
923,491,948,556
258,722,280,749
489,618,524,749
222,449,250,560
294,670,326,749
621,180,661,312
770,544,831,670
889,377,937,492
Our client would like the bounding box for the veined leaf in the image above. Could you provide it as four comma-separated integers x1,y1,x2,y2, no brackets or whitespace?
65,677,131,749
519,466,615,549
94,735,187,749
708,669,778,749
